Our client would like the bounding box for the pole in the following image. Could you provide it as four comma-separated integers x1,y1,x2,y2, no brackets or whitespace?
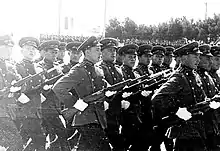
103,0,107,38
58,0,62,35
205,2,207,20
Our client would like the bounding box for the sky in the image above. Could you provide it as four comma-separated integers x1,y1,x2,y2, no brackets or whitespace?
0,0,220,38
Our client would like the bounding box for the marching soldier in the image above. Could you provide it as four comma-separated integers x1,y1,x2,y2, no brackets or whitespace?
149,45,166,73
162,46,175,70
151,42,209,151
57,42,67,64
62,41,82,74
0,34,23,150
16,37,46,151
119,44,149,151
53,36,111,151
38,40,71,151
209,46,220,91
135,44,153,76
197,44,220,151
99,38,124,151
120,44,139,80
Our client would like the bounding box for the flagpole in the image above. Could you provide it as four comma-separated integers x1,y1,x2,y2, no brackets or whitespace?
103,0,107,38
58,0,62,35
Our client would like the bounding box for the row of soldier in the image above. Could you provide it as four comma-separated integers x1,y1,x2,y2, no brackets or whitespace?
1,34,220,151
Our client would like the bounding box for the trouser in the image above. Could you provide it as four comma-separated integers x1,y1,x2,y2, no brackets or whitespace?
174,138,207,151
121,111,149,151
105,110,125,151
20,117,46,151
75,123,111,151
42,115,71,151
0,117,23,151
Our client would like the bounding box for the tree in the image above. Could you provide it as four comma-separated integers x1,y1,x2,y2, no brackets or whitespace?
105,18,123,39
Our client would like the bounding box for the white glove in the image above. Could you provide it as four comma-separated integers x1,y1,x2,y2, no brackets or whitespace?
43,84,53,90
17,93,30,104
121,100,130,110
105,91,117,97
73,98,88,112
104,101,109,111
209,101,220,109
141,90,151,97
176,107,192,121
122,92,132,98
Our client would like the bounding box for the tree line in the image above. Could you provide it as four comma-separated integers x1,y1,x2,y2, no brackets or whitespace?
105,14,220,44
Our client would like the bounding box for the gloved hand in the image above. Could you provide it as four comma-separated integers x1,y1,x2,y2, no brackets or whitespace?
176,107,192,121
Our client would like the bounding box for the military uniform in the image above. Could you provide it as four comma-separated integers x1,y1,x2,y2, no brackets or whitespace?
120,44,151,151
209,46,220,91
53,36,111,151
37,40,71,151
162,46,175,70
0,35,23,151
197,44,220,150
135,44,153,76
100,38,124,151
152,42,208,151
149,46,166,73
16,37,46,151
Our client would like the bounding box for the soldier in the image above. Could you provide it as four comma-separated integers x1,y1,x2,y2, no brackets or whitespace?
151,42,210,151
162,46,175,70
197,44,220,151
135,44,153,76
38,40,71,151
0,34,23,150
53,36,111,151
119,44,149,151
120,44,139,80
209,46,220,90
149,45,166,73
16,37,46,151
57,42,67,64
100,38,124,151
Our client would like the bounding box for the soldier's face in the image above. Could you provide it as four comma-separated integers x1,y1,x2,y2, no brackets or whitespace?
102,47,116,62
152,54,164,65
139,54,152,65
44,49,58,62
123,54,136,68
184,54,200,69
211,56,220,70
164,55,173,65
87,46,102,63
0,45,12,59
21,45,37,60
69,51,82,62
57,49,65,60
199,55,212,71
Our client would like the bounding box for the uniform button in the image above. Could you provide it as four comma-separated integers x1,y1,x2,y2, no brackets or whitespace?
88,72,91,74
30,80,33,82
112,72,114,75
94,86,96,89
192,87,194,90
92,79,94,81
32,86,34,88
2,74,5,76
114,78,116,80
39,80,41,82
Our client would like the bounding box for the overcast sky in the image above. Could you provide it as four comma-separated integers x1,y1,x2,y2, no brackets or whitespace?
0,0,220,37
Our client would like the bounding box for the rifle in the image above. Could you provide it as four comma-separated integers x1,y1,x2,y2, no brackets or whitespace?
160,95,220,128
1,63,66,97
61,69,172,121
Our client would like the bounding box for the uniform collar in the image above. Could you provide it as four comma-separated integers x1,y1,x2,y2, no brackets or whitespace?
103,60,114,66
83,59,95,66
123,64,133,70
